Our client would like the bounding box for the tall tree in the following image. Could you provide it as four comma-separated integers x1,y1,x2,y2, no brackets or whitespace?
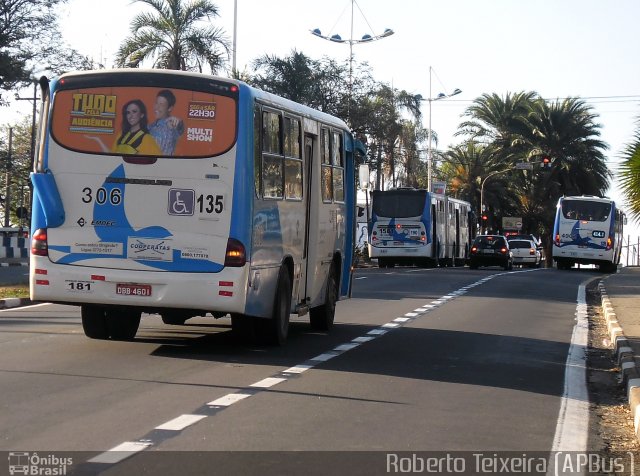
250,50,336,110
617,118,640,221
115,0,230,73
520,97,610,197
0,0,94,104
0,119,32,225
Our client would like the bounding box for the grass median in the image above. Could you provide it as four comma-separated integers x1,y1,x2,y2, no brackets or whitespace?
0,284,29,299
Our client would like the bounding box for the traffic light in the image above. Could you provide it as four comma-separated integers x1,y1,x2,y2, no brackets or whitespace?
541,156,551,170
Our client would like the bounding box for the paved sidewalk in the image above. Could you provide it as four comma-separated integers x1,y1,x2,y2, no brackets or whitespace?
599,266,640,442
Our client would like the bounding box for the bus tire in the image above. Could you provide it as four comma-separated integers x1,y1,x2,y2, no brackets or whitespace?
106,308,141,341
310,264,338,331
81,305,109,340
264,268,291,345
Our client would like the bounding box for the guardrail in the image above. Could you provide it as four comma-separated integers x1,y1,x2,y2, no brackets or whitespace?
621,236,640,267
0,227,29,265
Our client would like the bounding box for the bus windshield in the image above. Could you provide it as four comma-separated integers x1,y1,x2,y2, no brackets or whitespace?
50,79,237,158
372,190,427,218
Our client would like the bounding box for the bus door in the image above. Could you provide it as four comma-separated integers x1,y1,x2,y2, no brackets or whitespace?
455,208,461,259
431,201,438,259
299,133,314,303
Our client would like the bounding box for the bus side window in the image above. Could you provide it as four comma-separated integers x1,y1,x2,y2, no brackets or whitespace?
254,107,262,197
332,131,344,202
284,116,302,200
262,110,283,199
321,127,332,202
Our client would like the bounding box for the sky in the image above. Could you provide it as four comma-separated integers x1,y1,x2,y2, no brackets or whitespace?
4,0,640,232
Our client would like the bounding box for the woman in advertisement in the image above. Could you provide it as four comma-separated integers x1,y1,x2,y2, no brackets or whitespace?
87,99,162,155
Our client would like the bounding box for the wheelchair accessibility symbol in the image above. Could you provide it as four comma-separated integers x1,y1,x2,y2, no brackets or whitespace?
168,189,195,216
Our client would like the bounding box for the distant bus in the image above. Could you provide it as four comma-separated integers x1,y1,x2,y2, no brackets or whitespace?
552,195,625,272
29,69,364,344
367,188,474,268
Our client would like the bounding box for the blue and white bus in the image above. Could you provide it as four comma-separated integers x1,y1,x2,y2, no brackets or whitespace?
367,188,473,268
552,195,625,272
29,69,364,344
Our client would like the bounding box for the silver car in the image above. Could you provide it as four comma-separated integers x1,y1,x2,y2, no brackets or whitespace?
507,239,541,268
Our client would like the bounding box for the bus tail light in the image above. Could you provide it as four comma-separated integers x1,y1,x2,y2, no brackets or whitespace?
224,238,246,267
555,234,560,246
606,237,613,250
31,228,48,256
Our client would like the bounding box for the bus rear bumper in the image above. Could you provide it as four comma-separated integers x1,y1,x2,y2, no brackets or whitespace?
29,257,249,314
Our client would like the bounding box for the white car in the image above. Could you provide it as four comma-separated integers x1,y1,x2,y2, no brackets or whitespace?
507,239,541,268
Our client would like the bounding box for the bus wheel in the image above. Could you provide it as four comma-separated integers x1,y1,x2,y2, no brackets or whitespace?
81,305,109,340
310,264,338,331
264,268,291,345
106,308,141,341
161,312,187,325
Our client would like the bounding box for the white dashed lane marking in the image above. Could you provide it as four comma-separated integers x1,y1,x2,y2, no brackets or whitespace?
83,269,543,470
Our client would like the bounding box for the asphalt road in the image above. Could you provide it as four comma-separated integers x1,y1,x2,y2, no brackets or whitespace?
0,266,604,475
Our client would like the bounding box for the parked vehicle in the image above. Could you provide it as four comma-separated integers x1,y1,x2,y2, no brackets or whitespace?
469,235,513,270
508,239,541,268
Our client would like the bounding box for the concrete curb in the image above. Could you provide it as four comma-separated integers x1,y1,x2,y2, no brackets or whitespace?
598,281,640,442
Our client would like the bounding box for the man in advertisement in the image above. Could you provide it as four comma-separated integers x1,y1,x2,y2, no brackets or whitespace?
149,89,185,155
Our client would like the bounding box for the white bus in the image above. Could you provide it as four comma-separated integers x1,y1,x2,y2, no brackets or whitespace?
552,195,625,272
29,69,364,344
367,188,473,268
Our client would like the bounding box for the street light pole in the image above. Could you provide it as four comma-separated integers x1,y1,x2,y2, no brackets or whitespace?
427,67,433,193
15,80,39,172
232,0,238,73
311,0,394,121
480,167,523,234
479,162,533,233
421,66,461,193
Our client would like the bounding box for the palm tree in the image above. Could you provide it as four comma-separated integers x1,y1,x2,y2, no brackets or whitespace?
520,97,610,197
115,0,230,73
250,50,339,112
441,141,519,229
457,91,538,150
617,118,640,221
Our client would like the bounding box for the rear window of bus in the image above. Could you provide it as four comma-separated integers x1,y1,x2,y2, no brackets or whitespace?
561,200,610,222
50,83,237,158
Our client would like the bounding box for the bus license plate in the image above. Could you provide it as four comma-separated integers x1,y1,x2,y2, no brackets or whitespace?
116,283,152,297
